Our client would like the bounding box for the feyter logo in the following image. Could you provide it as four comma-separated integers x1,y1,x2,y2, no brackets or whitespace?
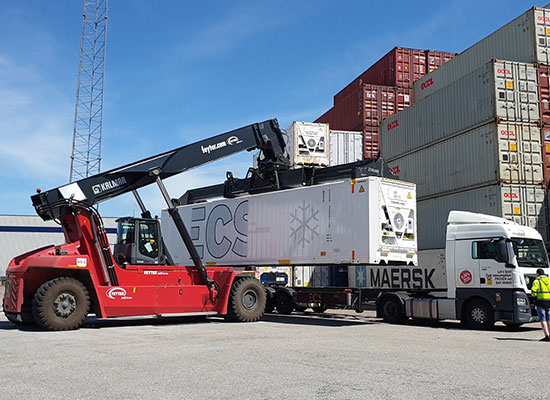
387,120,399,131
420,78,434,90
503,192,519,199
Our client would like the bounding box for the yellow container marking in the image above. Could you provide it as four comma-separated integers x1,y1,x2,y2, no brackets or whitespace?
509,143,517,151
506,81,514,89
278,260,291,265
513,207,521,215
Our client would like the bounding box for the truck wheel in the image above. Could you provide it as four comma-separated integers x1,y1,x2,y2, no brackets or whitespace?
265,295,275,313
274,291,294,315
464,299,494,329
225,277,266,322
312,305,327,313
32,277,90,331
294,304,307,312
379,296,405,324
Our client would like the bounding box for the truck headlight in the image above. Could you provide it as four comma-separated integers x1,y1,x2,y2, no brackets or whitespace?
516,297,527,305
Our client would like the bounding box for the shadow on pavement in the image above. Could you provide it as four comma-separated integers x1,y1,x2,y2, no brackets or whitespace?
262,312,374,327
494,337,544,342
82,315,214,329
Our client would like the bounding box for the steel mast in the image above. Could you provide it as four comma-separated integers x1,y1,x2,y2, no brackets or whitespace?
70,0,108,182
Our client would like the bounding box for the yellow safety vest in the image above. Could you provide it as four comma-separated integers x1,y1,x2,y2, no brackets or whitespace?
531,275,550,301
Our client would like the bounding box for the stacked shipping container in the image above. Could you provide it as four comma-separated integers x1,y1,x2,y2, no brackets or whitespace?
381,6,550,249
315,47,456,159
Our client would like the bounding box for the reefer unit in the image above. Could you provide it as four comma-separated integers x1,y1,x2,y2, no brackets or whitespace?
162,177,418,266
387,122,544,199
329,130,363,166
381,60,539,161
416,184,547,250
285,121,330,167
414,6,550,102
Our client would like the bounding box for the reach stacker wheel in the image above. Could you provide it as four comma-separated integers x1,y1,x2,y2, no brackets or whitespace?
32,277,90,331
225,277,266,322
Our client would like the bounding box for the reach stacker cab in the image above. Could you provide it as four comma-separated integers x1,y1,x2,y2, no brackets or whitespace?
3,120,289,330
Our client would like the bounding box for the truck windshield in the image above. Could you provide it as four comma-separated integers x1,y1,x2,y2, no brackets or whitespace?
511,238,548,268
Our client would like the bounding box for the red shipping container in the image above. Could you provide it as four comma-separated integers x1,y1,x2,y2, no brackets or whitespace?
334,47,426,103
538,65,550,125
542,125,550,188
425,50,457,73
362,125,380,160
315,108,333,125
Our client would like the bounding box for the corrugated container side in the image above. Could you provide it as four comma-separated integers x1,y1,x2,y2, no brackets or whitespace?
329,130,363,166
538,65,550,124
414,7,550,102
542,125,550,187
334,47,425,104
425,50,457,72
417,184,547,250
388,122,544,199
382,60,540,160
314,108,333,125
363,125,380,160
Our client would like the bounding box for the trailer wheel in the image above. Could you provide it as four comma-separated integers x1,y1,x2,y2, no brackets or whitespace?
274,291,294,315
463,299,494,330
312,305,327,313
225,277,266,322
32,277,90,331
265,295,275,313
378,295,405,324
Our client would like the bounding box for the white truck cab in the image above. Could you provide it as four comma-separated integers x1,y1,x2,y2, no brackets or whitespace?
379,211,549,329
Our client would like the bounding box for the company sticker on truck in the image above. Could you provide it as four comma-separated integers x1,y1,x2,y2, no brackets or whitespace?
459,270,473,285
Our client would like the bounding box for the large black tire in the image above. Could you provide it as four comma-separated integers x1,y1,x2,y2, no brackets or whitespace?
463,299,494,330
32,277,90,331
264,295,275,313
312,304,327,313
378,296,405,324
225,277,266,322
274,291,294,315
294,304,307,312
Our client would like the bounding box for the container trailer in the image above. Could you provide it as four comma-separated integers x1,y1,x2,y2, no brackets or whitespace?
265,211,549,329
414,6,550,102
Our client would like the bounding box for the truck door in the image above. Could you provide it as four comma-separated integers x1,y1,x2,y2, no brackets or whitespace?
472,240,513,289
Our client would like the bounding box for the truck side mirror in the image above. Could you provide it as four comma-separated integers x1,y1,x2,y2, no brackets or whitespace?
496,241,509,263
116,254,127,265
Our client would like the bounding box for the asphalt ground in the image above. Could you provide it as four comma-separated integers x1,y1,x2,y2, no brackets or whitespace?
0,284,547,400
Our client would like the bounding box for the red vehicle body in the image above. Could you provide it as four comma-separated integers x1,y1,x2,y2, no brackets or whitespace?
3,211,241,322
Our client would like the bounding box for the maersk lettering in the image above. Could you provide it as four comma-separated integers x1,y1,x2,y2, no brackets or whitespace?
92,177,128,195
369,267,436,289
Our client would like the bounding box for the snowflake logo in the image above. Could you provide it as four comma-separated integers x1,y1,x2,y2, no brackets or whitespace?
290,201,319,248
355,266,367,287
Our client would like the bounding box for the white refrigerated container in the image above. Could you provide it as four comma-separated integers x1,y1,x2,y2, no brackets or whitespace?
414,6,550,102
382,60,539,160
162,177,417,266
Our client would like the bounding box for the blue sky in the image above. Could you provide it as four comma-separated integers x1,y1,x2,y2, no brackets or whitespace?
0,0,547,218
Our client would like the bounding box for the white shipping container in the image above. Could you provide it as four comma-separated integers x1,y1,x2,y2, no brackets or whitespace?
414,6,550,102
162,177,418,267
293,266,312,287
311,266,330,287
388,122,544,199
286,121,330,167
329,130,363,166
382,60,539,161
417,184,547,250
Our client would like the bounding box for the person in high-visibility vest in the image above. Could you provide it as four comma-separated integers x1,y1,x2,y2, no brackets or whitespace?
531,268,550,341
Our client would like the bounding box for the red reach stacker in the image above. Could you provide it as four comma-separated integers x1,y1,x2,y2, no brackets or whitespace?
3,120,290,330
